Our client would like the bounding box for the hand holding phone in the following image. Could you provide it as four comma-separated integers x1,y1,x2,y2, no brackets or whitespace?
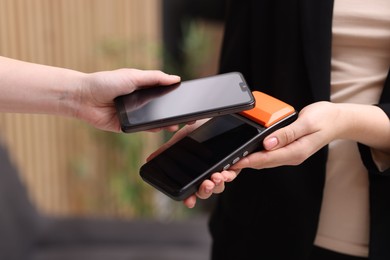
114,72,255,133
140,91,297,201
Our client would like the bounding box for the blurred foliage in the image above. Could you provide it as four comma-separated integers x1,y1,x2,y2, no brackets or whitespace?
97,131,154,217
163,20,217,81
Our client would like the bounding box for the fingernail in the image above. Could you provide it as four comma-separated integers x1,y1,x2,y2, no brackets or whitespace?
170,75,181,80
214,178,221,185
204,187,212,194
264,137,278,150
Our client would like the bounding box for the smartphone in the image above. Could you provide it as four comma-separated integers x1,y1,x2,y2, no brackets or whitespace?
114,72,255,133
139,91,298,200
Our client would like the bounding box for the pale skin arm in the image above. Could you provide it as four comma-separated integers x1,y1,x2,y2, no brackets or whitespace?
2,56,237,208
184,101,390,208
0,56,181,132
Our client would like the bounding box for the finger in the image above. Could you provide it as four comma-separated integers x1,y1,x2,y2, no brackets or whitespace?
231,150,275,169
210,172,225,183
234,131,324,169
186,120,196,125
220,169,241,182
130,69,181,90
211,181,226,194
164,125,180,132
263,118,311,150
210,173,226,194
195,180,215,199
183,195,197,208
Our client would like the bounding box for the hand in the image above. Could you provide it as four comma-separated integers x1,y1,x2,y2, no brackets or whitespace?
235,101,390,169
183,168,240,208
189,101,390,207
0,57,181,132
232,101,340,169
75,69,181,132
185,101,342,208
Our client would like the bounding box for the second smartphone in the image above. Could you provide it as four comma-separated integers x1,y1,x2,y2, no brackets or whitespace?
114,72,255,133
139,91,298,201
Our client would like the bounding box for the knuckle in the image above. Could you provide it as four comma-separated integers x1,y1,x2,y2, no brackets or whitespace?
282,128,297,144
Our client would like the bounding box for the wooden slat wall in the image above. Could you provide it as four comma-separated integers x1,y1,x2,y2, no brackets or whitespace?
0,0,163,218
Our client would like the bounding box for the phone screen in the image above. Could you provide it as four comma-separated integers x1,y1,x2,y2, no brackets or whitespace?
115,72,254,132
141,114,263,192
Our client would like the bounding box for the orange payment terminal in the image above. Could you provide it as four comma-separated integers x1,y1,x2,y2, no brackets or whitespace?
139,90,297,201
239,91,296,127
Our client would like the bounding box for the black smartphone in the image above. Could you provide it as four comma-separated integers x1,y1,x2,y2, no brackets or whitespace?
139,91,298,201
114,72,255,133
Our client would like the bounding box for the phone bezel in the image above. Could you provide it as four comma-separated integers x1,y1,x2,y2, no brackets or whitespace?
114,72,255,133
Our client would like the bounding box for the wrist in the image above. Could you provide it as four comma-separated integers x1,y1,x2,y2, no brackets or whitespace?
333,103,357,139
56,71,87,120
334,103,390,150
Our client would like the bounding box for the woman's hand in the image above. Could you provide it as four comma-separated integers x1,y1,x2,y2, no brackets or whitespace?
183,168,241,208
232,101,340,169
235,101,390,169
185,102,340,207
186,101,390,208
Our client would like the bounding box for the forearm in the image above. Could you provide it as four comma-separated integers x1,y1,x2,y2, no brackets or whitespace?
336,103,390,152
0,56,85,117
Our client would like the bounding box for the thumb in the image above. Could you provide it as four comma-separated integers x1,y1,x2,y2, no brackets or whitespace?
131,70,181,90
263,120,305,150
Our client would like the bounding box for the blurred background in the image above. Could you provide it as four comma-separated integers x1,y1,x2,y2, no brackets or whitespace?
0,0,226,221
